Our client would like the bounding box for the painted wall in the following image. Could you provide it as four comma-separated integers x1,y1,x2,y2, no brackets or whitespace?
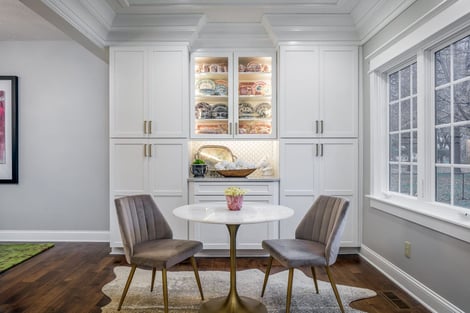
0,41,108,233
362,0,470,311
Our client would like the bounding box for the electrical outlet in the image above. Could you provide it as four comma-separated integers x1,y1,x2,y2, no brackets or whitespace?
404,241,411,258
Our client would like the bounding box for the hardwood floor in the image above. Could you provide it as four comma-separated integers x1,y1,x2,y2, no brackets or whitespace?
0,242,430,313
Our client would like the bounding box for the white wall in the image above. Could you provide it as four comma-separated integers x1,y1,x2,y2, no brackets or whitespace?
0,41,108,239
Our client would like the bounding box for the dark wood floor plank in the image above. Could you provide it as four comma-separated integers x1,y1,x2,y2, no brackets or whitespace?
0,243,431,313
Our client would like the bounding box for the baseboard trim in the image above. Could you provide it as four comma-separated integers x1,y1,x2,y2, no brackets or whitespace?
0,230,109,242
360,244,464,313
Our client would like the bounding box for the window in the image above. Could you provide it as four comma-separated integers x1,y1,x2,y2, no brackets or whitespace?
434,35,470,209
388,63,418,196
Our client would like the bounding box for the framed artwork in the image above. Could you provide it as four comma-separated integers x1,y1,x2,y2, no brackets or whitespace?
0,76,18,184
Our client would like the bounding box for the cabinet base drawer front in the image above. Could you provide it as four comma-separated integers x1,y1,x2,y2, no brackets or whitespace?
193,182,276,195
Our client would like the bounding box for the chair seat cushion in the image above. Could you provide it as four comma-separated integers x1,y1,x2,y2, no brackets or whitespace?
131,239,203,269
262,239,327,268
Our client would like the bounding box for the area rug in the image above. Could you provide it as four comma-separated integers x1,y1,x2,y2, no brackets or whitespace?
102,266,376,312
0,243,54,274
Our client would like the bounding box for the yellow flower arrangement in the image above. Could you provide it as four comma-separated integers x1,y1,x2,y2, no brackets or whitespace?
224,186,247,196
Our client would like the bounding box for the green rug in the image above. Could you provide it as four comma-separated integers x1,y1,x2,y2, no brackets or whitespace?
0,243,54,274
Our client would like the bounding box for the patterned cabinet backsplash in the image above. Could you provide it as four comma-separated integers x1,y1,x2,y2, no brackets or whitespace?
189,141,279,177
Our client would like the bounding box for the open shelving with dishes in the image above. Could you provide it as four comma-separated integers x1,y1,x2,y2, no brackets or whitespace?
191,52,276,138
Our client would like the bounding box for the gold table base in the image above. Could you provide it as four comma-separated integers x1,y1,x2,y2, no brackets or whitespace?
199,224,267,313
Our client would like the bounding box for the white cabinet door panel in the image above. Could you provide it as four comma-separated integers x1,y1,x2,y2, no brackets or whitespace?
279,46,319,137
320,47,358,138
110,140,147,193
110,49,146,138
149,48,188,138
280,141,316,196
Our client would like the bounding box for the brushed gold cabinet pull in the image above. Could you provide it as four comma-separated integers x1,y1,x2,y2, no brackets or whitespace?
148,121,152,134
148,144,152,157
316,144,319,157
321,143,324,157
144,144,148,157
229,122,232,135
235,122,238,135
315,120,319,134
144,121,147,134
321,120,324,134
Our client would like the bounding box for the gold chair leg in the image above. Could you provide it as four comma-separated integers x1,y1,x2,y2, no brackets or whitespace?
150,267,156,292
286,268,294,313
190,256,204,300
261,256,273,297
162,268,169,313
325,266,345,313
118,264,137,311
310,266,319,294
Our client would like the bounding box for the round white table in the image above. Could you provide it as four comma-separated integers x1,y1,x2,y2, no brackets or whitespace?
173,202,294,313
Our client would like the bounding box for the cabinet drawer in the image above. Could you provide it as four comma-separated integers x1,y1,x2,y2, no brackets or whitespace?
192,182,276,196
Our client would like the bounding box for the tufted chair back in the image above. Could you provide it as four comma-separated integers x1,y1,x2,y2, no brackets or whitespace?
295,195,349,265
115,194,173,264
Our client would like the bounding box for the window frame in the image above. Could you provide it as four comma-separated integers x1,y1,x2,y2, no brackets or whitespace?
368,28,470,244
386,60,419,197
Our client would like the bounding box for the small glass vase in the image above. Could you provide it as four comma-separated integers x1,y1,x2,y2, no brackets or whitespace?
226,195,244,211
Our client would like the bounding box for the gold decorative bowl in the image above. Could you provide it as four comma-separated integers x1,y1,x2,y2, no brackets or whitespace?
216,168,256,177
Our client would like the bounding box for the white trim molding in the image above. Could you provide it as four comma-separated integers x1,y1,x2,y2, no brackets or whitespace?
360,244,466,313
0,230,109,242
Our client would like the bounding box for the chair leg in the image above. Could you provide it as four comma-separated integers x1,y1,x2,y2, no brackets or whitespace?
261,256,273,297
325,265,345,313
162,268,169,313
286,268,294,313
190,256,204,300
310,266,319,294
150,267,156,292
118,264,137,311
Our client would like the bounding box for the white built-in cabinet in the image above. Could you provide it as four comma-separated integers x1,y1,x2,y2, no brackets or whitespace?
279,44,360,247
109,46,190,253
110,46,188,138
188,181,279,251
191,51,276,139
279,45,358,138
279,139,358,246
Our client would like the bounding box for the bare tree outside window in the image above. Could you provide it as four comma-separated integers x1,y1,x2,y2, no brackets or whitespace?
434,35,470,208
388,62,418,196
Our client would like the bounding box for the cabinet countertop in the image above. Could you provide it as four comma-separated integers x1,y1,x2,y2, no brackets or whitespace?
188,176,279,182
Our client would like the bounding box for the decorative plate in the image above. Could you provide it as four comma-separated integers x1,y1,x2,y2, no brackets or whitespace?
197,79,216,95
194,145,236,170
246,61,262,72
214,80,228,96
256,102,272,118
211,104,228,119
239,103,257,118
195,102,212,119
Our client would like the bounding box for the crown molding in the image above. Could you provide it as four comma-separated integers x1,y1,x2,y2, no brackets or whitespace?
352,0,416,44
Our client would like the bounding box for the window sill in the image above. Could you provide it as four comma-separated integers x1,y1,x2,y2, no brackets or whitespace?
366,194,470,244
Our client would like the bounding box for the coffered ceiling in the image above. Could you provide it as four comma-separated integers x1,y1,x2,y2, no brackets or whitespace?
10,0,416,59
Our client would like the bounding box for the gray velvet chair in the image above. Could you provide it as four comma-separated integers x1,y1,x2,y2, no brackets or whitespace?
261,195,350,313
114,194,204,313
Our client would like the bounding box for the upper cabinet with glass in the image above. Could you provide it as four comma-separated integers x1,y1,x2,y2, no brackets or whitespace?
191,51,276,139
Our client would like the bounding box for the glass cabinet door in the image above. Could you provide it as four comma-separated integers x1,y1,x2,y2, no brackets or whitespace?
235,54,274,137
192,54,232,137
191,51,275,138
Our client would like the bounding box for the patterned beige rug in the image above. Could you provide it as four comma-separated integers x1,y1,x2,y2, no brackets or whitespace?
102,266,376,313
